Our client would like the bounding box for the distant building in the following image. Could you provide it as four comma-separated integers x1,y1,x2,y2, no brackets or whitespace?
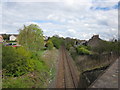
87,35,102,47
0,35,3,42
74,40,87,47
9,35,17,41
91,35,99,39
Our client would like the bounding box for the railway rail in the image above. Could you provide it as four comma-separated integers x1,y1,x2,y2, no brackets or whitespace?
55,46,79,88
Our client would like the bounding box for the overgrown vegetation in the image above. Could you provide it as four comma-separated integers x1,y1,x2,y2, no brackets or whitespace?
65,38,75,50
45,40,54,50
65,37,119,73
2,23,119,88
2,34,10,41
2,24,58,88
66,38,120,60
17,24,44,51
76,45,91,55
3,46,34,76
65,39,119,88
2,45,48,75
91,40,119,54
50,35,64,49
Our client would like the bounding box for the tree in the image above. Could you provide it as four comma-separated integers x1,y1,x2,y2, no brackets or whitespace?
50,36,64,49
18,24,44,51
45,40,54,50
91,40,120,56
76,45,91,55
2,34,10,41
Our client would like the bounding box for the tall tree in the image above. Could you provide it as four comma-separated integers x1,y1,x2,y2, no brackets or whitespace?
18,24,44,51
2,34,10,41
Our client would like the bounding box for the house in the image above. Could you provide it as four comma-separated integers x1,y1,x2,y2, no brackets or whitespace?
9,35,17,41
87,35,102,48
0,35,3,42
91,35,99,39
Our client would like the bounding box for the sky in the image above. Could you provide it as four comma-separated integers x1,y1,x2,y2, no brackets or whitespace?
0,0,119,40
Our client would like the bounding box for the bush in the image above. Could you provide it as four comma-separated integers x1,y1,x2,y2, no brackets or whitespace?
45,40,54,50
91,41,120,55
76,45,91,55
50,36,64,49
66,43,72,50
2,46,36,76
2,46,18,68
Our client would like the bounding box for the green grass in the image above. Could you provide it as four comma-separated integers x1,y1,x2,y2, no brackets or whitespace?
37,50,45,56
2,76,33,88
2,71,49,88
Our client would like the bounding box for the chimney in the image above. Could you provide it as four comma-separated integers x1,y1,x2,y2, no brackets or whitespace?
92,35,99,39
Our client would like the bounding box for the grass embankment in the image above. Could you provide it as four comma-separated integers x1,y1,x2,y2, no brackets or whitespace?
2,46,58,88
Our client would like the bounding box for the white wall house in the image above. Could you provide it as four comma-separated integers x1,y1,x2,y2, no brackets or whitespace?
10,35,17,41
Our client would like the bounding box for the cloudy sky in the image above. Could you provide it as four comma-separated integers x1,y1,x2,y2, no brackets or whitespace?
0,0,119,40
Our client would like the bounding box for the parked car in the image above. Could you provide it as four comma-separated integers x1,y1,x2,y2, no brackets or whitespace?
5,43,12,46
12,45,21,47
5,43,16,46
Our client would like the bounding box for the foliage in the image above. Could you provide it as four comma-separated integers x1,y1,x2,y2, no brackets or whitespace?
66,43,72,50
3,46,32,76
17,24,44,51
2,71,48,88
2,34,10,41
65,38,76,50
2,46,46,77
50,36,64,49
91,40,120,55
76,45,91,55
2,46,58,88
45,40,54,50
2,24,59,88
2,46,18,68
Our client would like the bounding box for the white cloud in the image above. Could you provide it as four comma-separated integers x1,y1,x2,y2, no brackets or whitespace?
0,0,119,40
68,29,76,34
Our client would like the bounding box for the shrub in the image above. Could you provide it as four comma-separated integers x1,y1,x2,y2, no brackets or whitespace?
2,46,18,68
91,41,120,55
45,40,54,50
76,45,91,55
2,46,36,76
50,36,64,49
66,43,72,50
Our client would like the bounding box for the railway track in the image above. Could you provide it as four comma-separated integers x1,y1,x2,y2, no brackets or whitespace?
56,46,79,88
